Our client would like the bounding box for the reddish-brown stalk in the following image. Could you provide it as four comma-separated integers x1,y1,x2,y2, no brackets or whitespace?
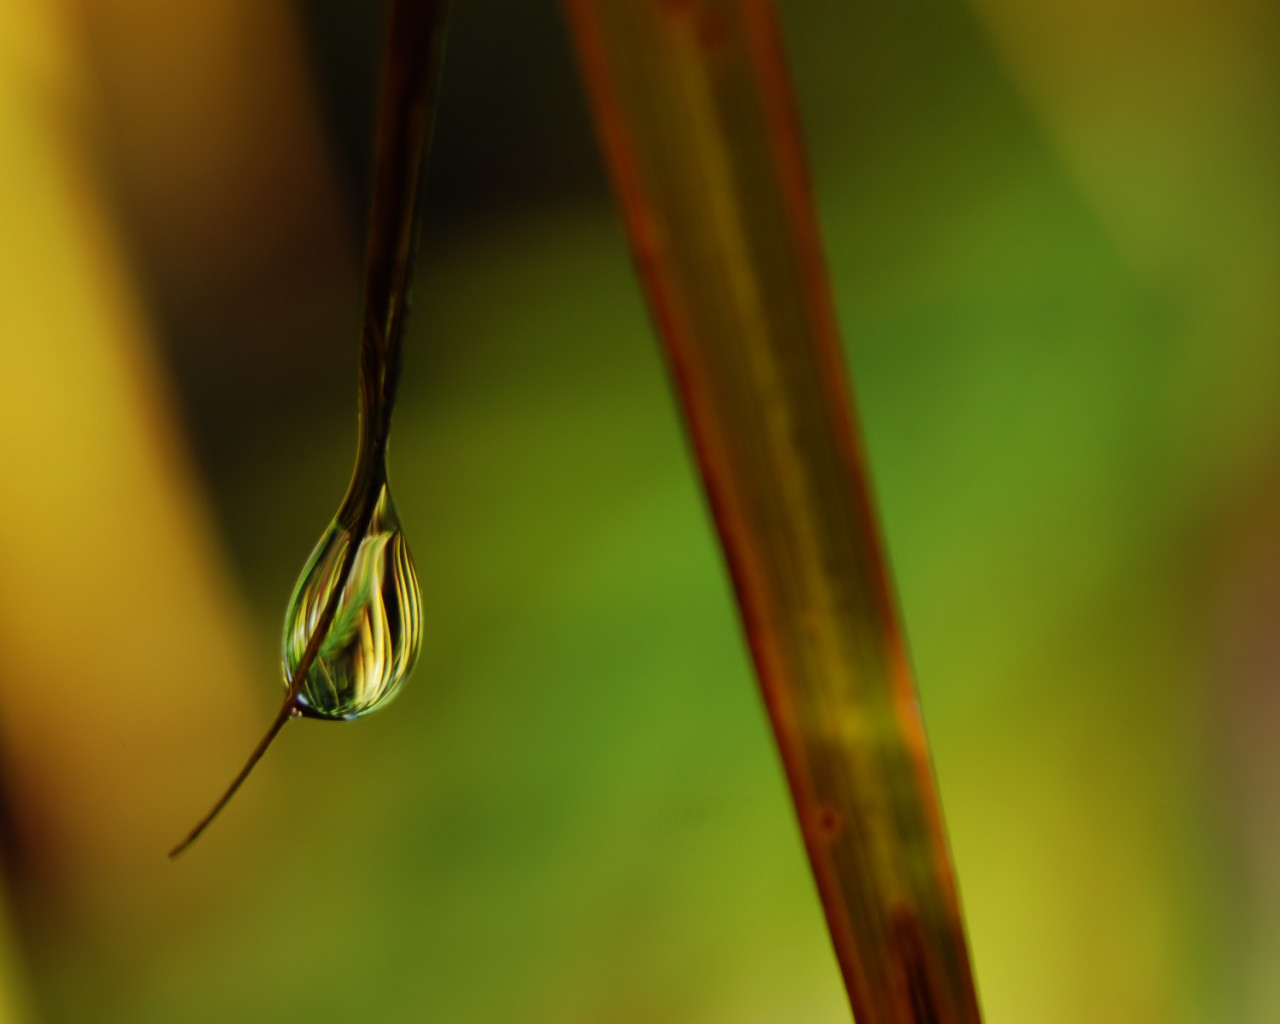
562,2,983,1020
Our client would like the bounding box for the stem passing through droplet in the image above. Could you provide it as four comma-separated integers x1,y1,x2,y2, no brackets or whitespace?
169,0,449,858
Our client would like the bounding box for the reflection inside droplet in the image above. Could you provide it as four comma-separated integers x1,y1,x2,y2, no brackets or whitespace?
282,483,422,720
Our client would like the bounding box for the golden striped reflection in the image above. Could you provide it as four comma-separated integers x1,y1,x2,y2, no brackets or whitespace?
283,484,423,720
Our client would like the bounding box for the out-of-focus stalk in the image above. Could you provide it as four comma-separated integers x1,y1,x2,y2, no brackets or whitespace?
562,3,982,1021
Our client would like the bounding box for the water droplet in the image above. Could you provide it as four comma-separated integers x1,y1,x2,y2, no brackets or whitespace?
282,483,422,720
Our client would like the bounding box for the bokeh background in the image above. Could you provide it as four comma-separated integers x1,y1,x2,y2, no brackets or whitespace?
2,0,1279,1021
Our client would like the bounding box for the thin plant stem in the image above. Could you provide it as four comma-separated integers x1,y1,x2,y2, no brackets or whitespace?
168,703,294,857
170,0,449,858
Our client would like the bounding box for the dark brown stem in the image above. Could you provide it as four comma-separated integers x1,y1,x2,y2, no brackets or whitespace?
167,533,367,859
169,0,449,858
346,0,450,523
168,700,294,858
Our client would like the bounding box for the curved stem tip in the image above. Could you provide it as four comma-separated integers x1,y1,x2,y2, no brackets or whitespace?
168,700,295,859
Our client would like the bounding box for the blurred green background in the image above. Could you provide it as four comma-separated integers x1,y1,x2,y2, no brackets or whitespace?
1,0,1278,1022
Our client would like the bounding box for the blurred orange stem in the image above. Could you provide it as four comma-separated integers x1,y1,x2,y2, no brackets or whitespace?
563,2,982,1020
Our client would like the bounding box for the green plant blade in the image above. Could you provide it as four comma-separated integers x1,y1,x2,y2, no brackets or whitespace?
563,3,983,1021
